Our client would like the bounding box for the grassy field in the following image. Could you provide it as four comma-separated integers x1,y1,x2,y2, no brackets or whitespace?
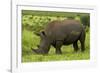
22,10,90,62
22,29,90,62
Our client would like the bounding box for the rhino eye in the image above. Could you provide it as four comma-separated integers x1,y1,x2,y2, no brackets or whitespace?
41,31,46,37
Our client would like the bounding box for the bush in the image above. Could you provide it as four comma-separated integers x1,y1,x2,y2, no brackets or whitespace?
67,16,75,19
80,15,90,27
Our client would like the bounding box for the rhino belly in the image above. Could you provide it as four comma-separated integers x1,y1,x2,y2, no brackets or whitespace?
63,31,81,45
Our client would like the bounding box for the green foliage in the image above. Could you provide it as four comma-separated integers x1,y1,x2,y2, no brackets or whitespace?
67,16,75,19
80,15,90,27
22,15,67,34
22,10,90,35
22,11,90,62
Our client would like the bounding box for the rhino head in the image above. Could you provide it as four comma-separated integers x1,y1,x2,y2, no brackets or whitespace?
32,31,51,54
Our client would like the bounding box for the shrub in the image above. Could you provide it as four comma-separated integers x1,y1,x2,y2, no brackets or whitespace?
80,15,90,27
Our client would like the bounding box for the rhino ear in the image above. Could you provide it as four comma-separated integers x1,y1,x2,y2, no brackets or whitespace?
40,31,46,37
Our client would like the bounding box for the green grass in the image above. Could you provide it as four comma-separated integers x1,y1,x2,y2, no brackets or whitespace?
22,29,90,62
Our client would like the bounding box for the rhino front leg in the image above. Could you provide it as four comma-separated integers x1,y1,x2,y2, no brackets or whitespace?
55,41,63,54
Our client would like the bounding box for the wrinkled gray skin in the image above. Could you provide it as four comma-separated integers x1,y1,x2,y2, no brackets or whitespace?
32,19,85,54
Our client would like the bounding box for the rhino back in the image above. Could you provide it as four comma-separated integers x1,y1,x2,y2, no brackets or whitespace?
44,19,83,42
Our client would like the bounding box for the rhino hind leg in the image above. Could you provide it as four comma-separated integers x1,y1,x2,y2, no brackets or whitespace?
80,38,85,52
73,41,79,52
55,41,63,54
79,30,85,52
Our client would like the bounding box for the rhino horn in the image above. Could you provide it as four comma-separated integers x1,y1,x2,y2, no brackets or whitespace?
31,48,39,54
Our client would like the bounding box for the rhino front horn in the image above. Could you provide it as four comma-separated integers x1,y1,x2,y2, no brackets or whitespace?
31,48,38,54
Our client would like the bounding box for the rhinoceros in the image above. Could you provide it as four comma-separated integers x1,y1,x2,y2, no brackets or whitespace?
32,19,85,54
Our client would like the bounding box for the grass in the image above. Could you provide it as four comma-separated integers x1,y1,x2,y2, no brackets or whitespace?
22,29,90,62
